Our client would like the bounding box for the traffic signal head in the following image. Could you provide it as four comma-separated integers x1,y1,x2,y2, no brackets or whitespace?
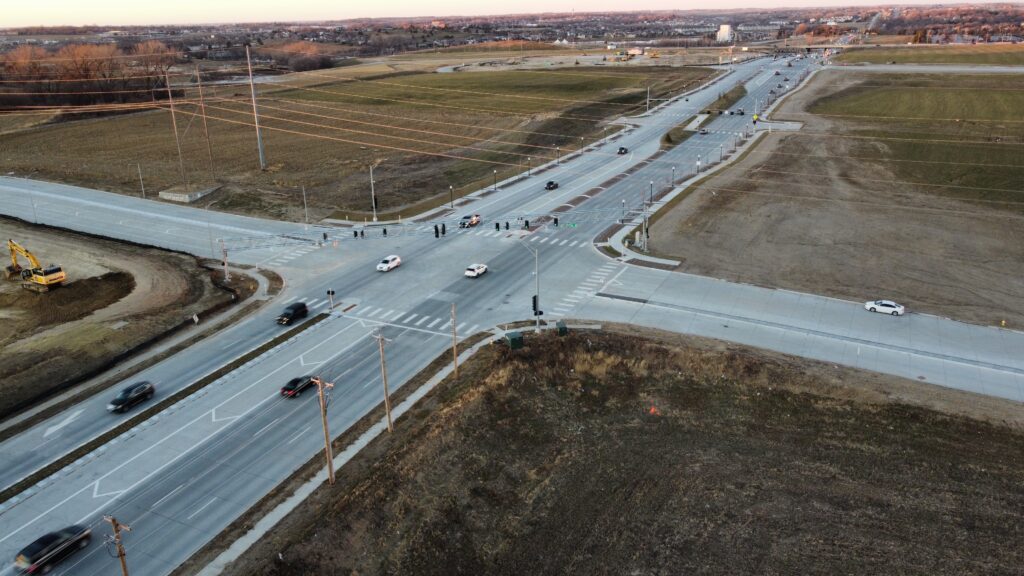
532,295,539,314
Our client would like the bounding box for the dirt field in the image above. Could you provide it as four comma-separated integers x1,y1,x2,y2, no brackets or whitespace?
648,70,1024,329
222,328,1024,576
0,219,235,418
0,61,710,221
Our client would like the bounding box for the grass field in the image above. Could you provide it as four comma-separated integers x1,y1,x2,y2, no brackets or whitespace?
808,74,1024,206
836,44,1024,65
225,329,1024,576
0,64,710,220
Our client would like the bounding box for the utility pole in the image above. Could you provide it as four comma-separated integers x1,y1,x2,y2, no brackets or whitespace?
245,45,267,170
375,329,394,433
312,376,336,484
369,159,383,222
104,515,131,576
646,85,651,112
194,64,215,180
451,303,458,379
164,72,189,192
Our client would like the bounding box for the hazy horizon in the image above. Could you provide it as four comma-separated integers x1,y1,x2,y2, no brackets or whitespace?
2,0,1015,28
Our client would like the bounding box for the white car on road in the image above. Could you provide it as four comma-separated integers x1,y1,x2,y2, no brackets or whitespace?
377,255,401,272
864,300,905,316
464,263,488,278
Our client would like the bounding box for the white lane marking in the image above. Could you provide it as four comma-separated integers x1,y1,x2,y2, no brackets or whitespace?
569,241,579,247
381,309,396,320
153,484,185,508
311,301,329,310
402,313,418,324
367,308,383,318
415,316,429,326
427,318,441,328
355,306,372,317
476,230,486,236
286,426,311,445
456,322,466,332
43,409,84,438
547,311,565,317
530,237,539,242
187,497,218,520
306,299,321,307
553,306,574,312
253,417,282,438
559,240,569,246
282,296,297,304
539,238,549,244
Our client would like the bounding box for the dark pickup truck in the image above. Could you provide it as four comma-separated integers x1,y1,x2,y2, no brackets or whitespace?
277,302,308,325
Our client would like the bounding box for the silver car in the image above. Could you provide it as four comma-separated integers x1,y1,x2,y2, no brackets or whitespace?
864,300,905,316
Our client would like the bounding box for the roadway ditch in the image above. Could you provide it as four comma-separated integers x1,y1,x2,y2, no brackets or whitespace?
0,312,328,506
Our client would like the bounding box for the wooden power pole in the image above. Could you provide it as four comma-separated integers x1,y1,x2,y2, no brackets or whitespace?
312,376,336,484
104,515,131,576
450,303,458,379
375,329,394,433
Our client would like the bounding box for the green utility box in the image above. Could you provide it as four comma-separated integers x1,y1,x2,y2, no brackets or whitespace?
506,331,524,349
556,320,568,336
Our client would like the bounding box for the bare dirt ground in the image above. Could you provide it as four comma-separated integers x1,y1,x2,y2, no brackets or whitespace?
648,69,1024,329
0,219,235,418
221,327,1024,576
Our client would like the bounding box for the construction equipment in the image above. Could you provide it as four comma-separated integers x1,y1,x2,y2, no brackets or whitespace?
5,239,66,293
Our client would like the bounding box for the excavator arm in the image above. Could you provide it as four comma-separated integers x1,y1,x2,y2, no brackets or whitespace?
7,239,42,274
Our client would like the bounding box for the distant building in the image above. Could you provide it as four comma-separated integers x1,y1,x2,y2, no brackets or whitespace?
716,24,733,42
430,20,446,29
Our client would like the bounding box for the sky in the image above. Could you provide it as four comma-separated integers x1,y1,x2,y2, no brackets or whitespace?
2,0,1004,27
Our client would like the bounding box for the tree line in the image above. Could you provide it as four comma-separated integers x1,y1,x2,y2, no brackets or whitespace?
0,41,177,109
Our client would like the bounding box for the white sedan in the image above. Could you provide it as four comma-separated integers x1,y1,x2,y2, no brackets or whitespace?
377,255,401,272
864,300,905,316
464,263,488,278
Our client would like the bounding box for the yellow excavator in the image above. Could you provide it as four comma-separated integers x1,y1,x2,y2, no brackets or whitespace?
5,239,67,293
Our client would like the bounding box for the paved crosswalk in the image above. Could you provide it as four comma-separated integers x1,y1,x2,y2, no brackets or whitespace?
265,244,320,267
546,261,621,319
411,225,592,248
344,304,479,335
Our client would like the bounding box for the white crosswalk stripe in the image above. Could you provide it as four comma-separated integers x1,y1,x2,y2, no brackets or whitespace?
367,308,383,318
467,324,479,334
402,313,418,324
283,296,296,304
305,299,321,307
312,300,329,310
569,241,578,247
456,322,466,332
415,316,430,326
427,318,442,328
539,238,549,244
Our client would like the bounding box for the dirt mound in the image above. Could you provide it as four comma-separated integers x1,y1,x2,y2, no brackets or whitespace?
232,331,1024,576
0,272,134,336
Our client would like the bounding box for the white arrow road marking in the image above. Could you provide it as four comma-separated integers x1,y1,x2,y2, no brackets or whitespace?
299,354,323,367
43,409,84,438
93,481,125,499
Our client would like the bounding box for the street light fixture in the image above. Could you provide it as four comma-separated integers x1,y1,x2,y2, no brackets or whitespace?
493,169,497,191
516,241,542,333
527,157,532,176
449,185,454,210
556,146,560,164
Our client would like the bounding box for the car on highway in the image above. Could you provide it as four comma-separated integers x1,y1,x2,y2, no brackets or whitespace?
699,128,709,135
864,300,905,316
377,255,401,272
14,525,91,574
774,70,781,75
465,263,488,278
617,146,628,155
107,381,155,413
280,376,315,398
459,214,481,228
277,302,308,326
545,181,559,191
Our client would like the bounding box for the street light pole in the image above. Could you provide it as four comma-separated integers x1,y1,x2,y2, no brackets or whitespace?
517,242,541,333
556,146,560,164
493,169,497,191
671,166,676,187
369,163,378,222
720,144,723,163
527,157,531,176
301,185,309,229
449,185,454,210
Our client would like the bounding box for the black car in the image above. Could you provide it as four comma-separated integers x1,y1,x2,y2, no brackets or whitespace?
617,146,628,155
107,381,155,413
738,110,745,115
281,376,314,398
15,525,91,574
545,181,559,190
277,302,308,326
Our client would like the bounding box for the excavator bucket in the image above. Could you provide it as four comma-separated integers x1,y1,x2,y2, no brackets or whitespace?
4,265,20,280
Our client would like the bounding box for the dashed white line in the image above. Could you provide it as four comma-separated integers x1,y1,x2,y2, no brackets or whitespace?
153,484,185,508
286,425,311,445
187,497,218,520
253,417,281,438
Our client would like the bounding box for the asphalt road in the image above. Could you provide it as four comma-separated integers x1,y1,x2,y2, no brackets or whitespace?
2,53,1022,574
